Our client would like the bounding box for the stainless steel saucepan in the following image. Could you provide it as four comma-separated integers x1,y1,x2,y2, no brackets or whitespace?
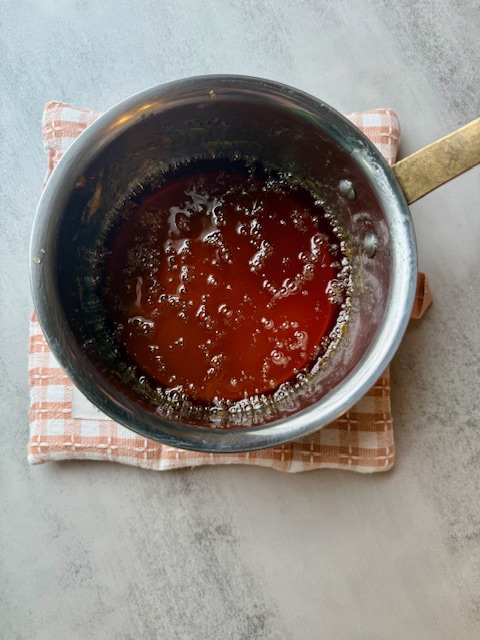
30,75,480,452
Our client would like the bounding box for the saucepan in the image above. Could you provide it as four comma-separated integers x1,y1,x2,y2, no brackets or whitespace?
30,75,480,452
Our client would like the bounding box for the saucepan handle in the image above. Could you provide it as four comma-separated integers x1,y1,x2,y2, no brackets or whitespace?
392,117,480,204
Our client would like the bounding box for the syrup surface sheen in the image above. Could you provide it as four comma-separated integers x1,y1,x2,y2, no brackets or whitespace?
103,158,350,403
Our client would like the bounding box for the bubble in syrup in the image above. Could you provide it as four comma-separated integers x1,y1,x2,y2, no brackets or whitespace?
312,233,325,246
250,219,262,237
298,251,308,263
249,239,274,271
180,265,190,281
196,304,207,320
284,278,299,295
211,354,224,367
294,330,308,351
128,316,155,334
271,350,289,366
219,304,233,318
303,263,315,279
326,279,346,304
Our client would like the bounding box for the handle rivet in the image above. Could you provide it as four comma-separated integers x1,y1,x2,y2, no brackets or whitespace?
364,231,378,258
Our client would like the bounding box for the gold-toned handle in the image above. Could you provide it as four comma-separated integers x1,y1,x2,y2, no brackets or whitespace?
392,117,480,205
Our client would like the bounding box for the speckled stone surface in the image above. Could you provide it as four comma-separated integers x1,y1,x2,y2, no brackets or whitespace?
1,1,480,638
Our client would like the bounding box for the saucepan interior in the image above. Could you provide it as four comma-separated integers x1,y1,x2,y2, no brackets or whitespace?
30,75,417,451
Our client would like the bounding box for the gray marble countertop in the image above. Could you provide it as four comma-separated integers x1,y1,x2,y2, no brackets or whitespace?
1,1,480,638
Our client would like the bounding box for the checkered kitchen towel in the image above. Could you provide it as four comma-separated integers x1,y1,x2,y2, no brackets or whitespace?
28,102,431,473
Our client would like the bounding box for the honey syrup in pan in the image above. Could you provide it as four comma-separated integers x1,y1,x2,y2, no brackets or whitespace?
102,158,351,404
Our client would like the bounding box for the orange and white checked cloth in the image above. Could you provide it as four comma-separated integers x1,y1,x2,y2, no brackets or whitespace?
28,102,431,473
